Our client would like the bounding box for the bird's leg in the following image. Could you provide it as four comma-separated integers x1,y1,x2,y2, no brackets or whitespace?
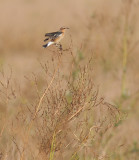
55,43,63,51
59,44,62,51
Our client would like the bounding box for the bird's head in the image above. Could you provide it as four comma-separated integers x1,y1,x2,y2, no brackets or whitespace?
60,27,69,32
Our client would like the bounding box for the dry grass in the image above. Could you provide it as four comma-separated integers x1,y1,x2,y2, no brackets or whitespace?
0,0,139,160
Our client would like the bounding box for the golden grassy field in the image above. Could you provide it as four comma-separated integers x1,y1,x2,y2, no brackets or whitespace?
0,0,139,159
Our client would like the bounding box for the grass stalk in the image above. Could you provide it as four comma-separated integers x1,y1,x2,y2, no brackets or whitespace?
121,26,128,97
49,132,56,160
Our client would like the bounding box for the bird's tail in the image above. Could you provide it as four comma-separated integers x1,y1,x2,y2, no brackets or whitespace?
42,42,54,48
42,44,48,48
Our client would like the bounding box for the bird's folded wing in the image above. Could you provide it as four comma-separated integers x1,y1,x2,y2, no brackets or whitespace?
45,31,62,38
44,38,49,42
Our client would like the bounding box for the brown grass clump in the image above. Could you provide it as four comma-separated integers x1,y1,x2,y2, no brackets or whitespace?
0,46,122,160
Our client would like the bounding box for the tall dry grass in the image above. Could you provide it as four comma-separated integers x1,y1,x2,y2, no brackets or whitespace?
0,46,122,160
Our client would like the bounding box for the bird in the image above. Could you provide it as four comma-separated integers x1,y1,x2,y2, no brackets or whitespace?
42,27,69,49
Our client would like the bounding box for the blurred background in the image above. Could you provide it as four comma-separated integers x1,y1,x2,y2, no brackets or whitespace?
0,0,139,159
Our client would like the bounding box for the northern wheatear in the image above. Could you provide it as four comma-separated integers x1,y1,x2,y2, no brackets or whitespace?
42,27,69,49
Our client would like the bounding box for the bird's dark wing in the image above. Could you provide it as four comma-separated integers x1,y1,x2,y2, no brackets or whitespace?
44,37,49,42
45,31,62,38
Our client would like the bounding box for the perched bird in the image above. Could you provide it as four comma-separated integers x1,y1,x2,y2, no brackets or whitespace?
42,27,69,49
